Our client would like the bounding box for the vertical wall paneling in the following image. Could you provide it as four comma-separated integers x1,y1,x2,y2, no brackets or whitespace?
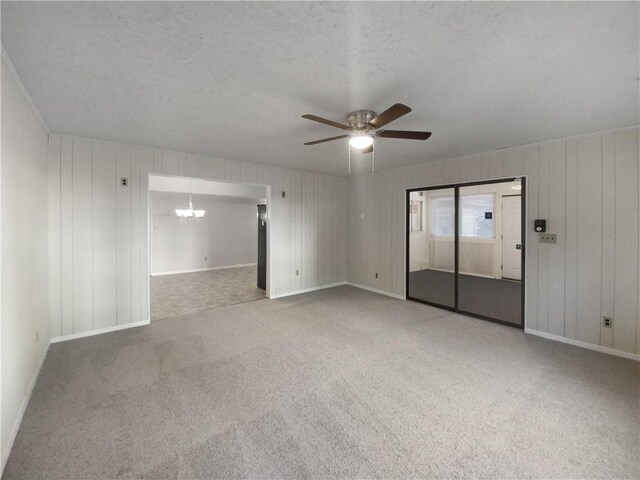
329,174,337,285
47,135,62,337
293,170,302,291
138,148,154,323
71,138,93,333
47,125,638,358
576,134,603,345
546,140,566,337
116,145,132,325
460,154,482,181
210,156,225,180
241,162,258,185
177,153,188,177
152,149,162,173
318,174,327,286
600,134,616,347
613,129,639,353
300,170,306,291
536,143,550,332
347,126,639,355
60,136,74,335
503,147,525,177
383,172,393,292
431,160,444,185
387,171,398,292
224,160,241,182
564,138,579,339
309,173,318,288
443,157,460,183
523,144,539,331
91,141,117,330
130,148,143,324
50,137,347,335
394,168,405,294
162,150,179,176
356,173,365,284
339,177,347,282
488,151,504,178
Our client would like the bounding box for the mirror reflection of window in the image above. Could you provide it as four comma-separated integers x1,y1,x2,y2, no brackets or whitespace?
430,195,454,237
460,194,495,238
409,200,423,231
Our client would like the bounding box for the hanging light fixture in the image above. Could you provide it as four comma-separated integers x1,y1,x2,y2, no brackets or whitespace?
175,180,206,221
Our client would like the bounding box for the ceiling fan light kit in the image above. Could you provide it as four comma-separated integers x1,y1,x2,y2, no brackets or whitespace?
349,135,374,149
302,103,432,175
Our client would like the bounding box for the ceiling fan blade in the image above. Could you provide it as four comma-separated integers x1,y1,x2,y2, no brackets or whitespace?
304,134,349,146
302,114,351,130
376,130,432,140
361,144,374,154
368,103,412,128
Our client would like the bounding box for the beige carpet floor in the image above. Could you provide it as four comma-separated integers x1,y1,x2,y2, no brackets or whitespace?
150,266,265,320
3,286,639,479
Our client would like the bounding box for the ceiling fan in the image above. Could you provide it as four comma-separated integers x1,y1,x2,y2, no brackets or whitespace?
302,103,432,155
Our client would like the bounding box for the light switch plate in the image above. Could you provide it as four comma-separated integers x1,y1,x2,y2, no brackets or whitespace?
539,233,557,244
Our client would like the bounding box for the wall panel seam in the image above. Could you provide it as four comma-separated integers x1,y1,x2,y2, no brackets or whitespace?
563,140,567,337
58,136,62,337
598,135,604,345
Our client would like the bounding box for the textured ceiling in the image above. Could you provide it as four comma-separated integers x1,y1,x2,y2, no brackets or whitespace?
2,1,638,176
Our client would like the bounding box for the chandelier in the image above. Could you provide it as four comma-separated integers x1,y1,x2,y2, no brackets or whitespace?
175,180,205,221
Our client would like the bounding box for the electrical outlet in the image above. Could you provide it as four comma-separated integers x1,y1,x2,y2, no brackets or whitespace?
603,316,613,328
121,177,128,187
281,191,286,198
539,233,557,244
295,269,299,276
375,273,379,279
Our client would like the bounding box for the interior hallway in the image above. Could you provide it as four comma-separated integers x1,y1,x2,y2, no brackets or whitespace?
150,265,265,320
4,286,638,479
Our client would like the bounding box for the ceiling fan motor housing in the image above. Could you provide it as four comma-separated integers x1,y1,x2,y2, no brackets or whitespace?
347,110,377,130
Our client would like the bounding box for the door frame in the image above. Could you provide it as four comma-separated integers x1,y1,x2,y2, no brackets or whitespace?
147,174,272,322
405,176,526,329
501,193,523,281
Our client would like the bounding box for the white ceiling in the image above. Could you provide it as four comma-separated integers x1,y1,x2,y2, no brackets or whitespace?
149,175,267,203
2,2,638,176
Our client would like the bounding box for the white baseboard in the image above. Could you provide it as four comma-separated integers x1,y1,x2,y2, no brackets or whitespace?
525,328,640,362
2,341,50,474
269,281,348,299
151,263,257,276
50,320,150,344
347,282,406,300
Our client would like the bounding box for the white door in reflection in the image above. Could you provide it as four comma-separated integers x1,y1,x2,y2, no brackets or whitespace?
502,195,522,280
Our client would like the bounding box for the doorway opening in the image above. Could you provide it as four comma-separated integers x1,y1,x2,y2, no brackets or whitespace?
406,177,525,327
148,175,270,321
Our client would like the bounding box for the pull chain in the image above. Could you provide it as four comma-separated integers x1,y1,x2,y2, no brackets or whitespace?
348,143,351,176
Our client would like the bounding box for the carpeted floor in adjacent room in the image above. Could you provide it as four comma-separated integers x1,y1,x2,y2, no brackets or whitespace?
3,286,638,479
150,265,265,321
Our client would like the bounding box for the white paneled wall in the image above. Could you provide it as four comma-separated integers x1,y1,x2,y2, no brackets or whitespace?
47,135,347,338
1,58,49,469
348,127,640,355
